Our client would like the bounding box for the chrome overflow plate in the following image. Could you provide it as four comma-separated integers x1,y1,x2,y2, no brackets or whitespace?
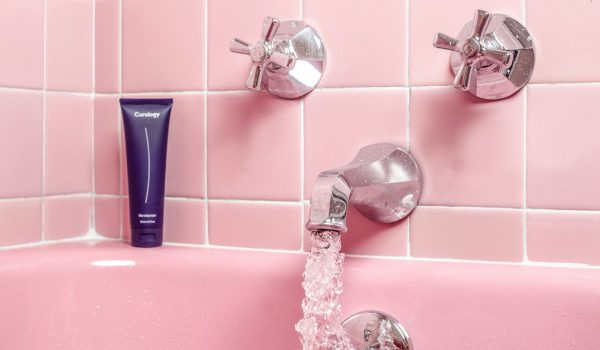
230,16,326,99
433,9,534,100
342,311,412,350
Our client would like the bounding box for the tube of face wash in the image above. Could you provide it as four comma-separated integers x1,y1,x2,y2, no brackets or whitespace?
120,98,173,248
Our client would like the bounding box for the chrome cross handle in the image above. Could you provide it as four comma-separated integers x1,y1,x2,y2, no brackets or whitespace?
230,17,296,91
229,17,326,99
434,10,513,91
433,9,535,100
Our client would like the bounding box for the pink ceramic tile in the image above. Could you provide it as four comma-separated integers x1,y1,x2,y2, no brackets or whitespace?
410,206,523,262
528,0,600,83
0,91,43,198
95,0,119,93
304,89,407,199
304,0,407,87
207,0,300,90
409,1,522,86
0,199,42,246
122,0,204,92
94,96,120,195
46,0,93,92
0,0,44,88
95,196,120,239
119,94,205,198
528,211,600,265
209,201,301,250
410,87,524,207
45,94,93,195
303,204,408,257
165,94,205,197
164,199,205,244
528,85,600,210
44,196,91,240
207,93,301,200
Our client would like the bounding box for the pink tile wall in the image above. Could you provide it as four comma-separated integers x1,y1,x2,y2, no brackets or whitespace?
0,0,96,247
1,0,600,267
46,0,93,92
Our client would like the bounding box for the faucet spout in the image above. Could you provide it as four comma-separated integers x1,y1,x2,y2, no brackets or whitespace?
306,143,422,233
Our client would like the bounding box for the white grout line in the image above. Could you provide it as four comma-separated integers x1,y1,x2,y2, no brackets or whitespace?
208,198,303,206
96,193,121,199
4,81,600,97
182,243,307,255
118,0,124,240
91,0,97,237
41,0,48,242
404,0,410,88
3,236,598,270
165,196,205,202
299,99,305,252
344,253,600,270
203,0,210,247
418,204,522,211
3,192,600,215
405,0,411,257
522,86,529,262
0,193,94,203
0,235,121,252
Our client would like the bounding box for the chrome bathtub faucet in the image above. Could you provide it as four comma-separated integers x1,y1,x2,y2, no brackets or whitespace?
306,143,422,233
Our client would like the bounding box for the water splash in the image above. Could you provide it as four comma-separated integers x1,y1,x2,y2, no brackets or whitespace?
295,231,354,350
378,320,401,350
296,231,401,350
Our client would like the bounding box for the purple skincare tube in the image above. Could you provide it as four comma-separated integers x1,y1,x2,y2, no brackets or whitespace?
120,98,173,248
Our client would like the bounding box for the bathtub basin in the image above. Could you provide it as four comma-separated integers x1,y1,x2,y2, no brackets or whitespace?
1,241,599,349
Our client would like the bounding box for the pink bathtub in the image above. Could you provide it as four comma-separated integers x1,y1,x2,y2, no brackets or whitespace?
1,242,599,349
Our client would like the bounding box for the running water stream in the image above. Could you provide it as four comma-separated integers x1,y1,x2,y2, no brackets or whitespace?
295,231,353,350
295,231,400,350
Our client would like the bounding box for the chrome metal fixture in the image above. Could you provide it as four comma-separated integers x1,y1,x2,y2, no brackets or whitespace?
229,16,326,99
342,311,412,350
306,143,422,233
433,9,535,100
